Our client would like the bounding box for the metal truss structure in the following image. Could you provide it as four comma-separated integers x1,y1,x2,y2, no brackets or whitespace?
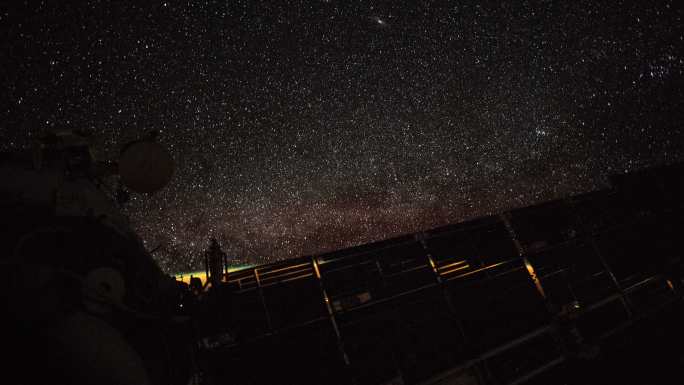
195,163,684,385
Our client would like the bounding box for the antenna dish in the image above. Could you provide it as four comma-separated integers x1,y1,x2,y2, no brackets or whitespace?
118,141,174,193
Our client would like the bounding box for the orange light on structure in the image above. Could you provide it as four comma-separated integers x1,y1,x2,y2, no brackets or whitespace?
666,279,675,291
524,258,546,298
440,261,471,276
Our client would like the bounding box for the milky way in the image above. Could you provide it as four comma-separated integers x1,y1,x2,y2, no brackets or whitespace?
2,1,683,273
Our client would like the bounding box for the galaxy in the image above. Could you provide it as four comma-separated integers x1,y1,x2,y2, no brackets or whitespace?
2,1,683,273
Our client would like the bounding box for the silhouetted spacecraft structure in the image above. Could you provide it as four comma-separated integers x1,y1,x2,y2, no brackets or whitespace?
2,132,683,385
194,163,684,385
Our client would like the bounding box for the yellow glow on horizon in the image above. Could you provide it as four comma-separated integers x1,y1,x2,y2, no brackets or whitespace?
174,266,252,286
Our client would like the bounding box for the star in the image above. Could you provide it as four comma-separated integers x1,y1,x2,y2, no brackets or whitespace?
372,16,387,26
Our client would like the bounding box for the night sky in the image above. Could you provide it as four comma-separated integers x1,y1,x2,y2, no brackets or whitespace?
2,1,683,274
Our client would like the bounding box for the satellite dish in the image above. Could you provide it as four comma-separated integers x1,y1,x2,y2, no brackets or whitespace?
118,141,174,193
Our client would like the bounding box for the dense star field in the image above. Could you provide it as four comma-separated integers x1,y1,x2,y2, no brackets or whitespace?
2,1,683,273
